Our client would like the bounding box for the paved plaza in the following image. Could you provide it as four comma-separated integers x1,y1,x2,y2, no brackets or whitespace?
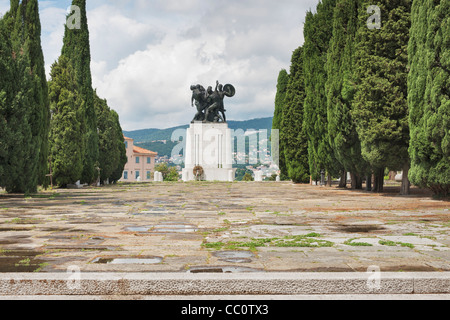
0,182,448,275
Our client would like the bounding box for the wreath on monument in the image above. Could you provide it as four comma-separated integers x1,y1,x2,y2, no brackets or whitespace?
193,166,204,180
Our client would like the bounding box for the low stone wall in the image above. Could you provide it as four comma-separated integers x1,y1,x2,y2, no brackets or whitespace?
0,273,449,296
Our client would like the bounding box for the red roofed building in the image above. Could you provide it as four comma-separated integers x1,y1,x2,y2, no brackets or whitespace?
121,136,158,182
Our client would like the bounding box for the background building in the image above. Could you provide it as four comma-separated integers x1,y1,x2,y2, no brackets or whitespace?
121,136,157,182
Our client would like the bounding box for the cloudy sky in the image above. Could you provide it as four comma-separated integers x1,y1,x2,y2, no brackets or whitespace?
0,0,319,131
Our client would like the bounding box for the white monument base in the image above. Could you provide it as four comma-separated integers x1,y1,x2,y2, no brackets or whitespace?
182,122,236,182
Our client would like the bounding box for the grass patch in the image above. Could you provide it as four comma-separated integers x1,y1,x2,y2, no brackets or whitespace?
15,258,31,267
202,233,334,250
4,217,39,224
379,240,415,249
266,210,291,217
202,242,226,250
274,234,333,248
228,238,275,249
421,235,437,241
34,262,49,273
29,193,61,199
344,239,373,247
303,232,321,238
403,233,437,241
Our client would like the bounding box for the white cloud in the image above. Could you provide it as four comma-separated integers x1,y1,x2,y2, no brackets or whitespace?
0,0,9,15
40,6,67,78
93,25,288,130
88,0,319,130
2,0,320,130
88,5,164,72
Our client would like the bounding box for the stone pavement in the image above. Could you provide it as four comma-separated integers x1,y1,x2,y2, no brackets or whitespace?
0,182,448,275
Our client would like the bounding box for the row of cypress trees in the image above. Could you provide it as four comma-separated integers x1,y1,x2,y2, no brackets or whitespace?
273,0,448,196
0,0,127,194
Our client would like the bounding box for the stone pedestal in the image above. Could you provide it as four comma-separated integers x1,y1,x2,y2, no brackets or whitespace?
154,171,163,182
254,171,263,182
182,122,236,182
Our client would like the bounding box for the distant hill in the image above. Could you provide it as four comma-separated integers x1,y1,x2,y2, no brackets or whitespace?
226,117,274,132
123,117,274,157
124,125,189,143
123,117,273,143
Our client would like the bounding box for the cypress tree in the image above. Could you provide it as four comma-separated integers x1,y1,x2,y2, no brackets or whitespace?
352,0,411,193
23,0,50,188
48,56,84,187
1,50,36,193
303,0,340,184
326,0,368,189
94,91,123,184
281,46,310,183
408,0,449,196
0,0,48,194
61,0,99,185
273,70,288,131
273,69,289,179
109,110,128,184
15,1,40,193
0,15,13,190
